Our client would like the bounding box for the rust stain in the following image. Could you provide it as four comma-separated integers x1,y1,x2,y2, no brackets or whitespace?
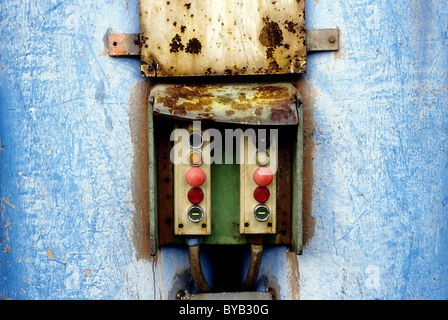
108,33,127,56
218,96,233,104
169,34,184,53
286,248,300,299
250,85,297,122
270,104,296,123
225,110,235,117
284,20,299,34
196,112,215,119
129,80,155,261
151,83,298,124
155,85,214,116
108,33,140,56
231,93,252,111
294,77,316,246
47,247,54,260
1,196,18,211
252,85,290,99
259,17,284,47
185,37,202,54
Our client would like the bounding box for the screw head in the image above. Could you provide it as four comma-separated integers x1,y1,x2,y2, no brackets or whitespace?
328,35,336,43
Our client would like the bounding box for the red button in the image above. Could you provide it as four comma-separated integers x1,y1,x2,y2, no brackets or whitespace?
186,167,206,187
188,188,204,205
253,167,273,187
253,186,270,203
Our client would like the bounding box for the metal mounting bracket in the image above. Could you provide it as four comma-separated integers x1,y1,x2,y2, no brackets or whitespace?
107,28,339,57
108,33,140,57
305,28,340,52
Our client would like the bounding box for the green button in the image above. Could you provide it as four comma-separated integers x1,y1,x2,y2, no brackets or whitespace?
254,205,270,222
188,206,204,223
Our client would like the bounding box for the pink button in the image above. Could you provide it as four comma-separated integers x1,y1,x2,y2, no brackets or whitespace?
186,167,206,187
253,167,273,187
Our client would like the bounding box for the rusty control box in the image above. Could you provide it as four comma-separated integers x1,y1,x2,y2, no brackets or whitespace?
149,83,303,252
109,0,338,293
137,0,308,256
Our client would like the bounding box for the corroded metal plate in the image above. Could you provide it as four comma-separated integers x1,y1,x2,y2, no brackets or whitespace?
149,82,299,125
139,0,306,77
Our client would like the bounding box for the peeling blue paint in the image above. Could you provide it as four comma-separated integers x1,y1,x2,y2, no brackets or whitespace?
300,0,448,300
1,0,448,300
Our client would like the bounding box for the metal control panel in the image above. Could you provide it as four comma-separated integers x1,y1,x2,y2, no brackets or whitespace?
139,0,306,77
149,83,302,252
173,124,212,235
239,132,277,234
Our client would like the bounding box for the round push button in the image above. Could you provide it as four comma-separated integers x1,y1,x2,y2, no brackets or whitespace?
186,167,206,187
188,187,204,205
253,167,273,187
253,186,270,203
188,151,203,167
188,132,203,148
188,206,204,223
254,205,270,222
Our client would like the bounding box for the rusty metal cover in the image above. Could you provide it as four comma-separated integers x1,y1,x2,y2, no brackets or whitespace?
139,0,306,77
149,83,299,125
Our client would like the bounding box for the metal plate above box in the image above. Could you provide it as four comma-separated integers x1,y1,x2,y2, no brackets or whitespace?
139,0,306,77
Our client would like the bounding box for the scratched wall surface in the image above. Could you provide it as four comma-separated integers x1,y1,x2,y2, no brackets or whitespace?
1,0,447,300
299,0,448,299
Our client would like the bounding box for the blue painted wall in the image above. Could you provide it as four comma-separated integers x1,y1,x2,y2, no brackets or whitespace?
1,0,447,299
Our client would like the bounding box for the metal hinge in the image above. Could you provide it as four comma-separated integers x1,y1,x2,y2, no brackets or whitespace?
107,28,339,57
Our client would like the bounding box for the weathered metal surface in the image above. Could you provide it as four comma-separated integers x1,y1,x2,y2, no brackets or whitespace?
154,118,175,247
148,96,159,256
275,127,293,245
139,0,306,77
108,28,340,59
108,33,140,56
150,83,299,125
291,110,303,255
306,28,339,52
